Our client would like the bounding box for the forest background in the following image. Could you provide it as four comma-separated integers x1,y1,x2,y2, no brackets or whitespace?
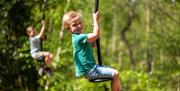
0,0,179,91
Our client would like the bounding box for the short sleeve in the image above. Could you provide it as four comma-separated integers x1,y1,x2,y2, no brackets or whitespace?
35,35,40,39
76,34,87,44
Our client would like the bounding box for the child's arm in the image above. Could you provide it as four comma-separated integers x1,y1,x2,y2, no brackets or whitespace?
87,11,99,42
37,20,45,39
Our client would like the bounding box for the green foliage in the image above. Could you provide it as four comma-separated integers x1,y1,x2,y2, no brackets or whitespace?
0,0,179,91
121,71,163,91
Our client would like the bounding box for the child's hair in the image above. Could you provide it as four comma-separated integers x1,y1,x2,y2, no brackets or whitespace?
26,26,34,36
62,11,82,30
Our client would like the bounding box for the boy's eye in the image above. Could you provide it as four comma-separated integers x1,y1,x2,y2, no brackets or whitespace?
71,21,82,27
79,22,82,24
72,24,77,27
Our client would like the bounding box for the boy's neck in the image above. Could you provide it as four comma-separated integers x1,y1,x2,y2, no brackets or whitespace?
30,34,36,37
72,32,80,35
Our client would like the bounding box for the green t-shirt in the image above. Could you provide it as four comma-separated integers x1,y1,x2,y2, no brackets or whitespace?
72,33,96,77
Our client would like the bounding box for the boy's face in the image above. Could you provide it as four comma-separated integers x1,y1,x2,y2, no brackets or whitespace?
69,19,83,34
28,28,35,37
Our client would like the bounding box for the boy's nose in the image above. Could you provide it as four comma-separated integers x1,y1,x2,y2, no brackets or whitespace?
78,24,82,28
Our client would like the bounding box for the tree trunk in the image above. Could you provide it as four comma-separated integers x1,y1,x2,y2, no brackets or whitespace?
55,0,71,65
120,8,136,70
146,4,153,73
111,1,118,54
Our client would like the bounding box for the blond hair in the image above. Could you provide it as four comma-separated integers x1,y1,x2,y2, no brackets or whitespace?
26,26,34,36
62,11,82,30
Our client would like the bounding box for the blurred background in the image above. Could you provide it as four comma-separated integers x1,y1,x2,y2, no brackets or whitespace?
0,0,179,91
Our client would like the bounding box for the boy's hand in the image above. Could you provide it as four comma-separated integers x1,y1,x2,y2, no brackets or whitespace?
93,11,99,22
41,20,45,25
38,20,46,39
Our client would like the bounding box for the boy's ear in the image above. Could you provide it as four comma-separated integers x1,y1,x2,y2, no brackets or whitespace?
65,26,69,30
26,31,30,36
64,26,71,32
67,29,71,32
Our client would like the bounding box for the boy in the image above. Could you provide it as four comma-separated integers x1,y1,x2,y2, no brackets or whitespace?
26,20,53,76
63,11,122,91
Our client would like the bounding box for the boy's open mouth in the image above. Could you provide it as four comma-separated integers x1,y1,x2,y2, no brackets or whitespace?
77,28,81,32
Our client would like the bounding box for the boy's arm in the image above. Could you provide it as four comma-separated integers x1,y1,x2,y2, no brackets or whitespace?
37,20,45,39
87,11,99,42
